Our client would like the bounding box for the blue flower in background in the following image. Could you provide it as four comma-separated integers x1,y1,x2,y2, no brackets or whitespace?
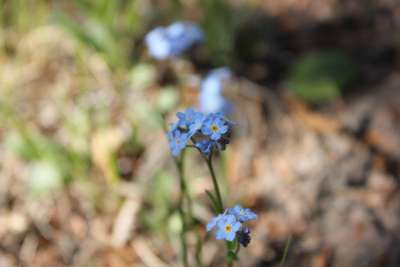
228,205,257,222
215,214,241,241
201,113,229,140
176,108,205,135
145,22,204,60
199,68,233,114
168,129,189,156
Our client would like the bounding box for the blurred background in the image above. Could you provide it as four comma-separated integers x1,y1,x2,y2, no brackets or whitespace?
1,0,400,266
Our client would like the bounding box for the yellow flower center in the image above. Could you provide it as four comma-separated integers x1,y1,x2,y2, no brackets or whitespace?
224,224,232,233
211,124,219,132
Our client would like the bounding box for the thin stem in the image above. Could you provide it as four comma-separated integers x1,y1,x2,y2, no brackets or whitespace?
205,154,224,213
279,236,292,267
226,240,238,267
176,154,189,267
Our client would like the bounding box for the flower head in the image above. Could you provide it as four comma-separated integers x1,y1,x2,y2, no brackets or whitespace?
215,214,241,241
145,22,204,60
201,113,229,141
195,139,216,156
166,107,232,157
238,227,251,247
176,108,205,135
167,128,189,156
227,205,257,222
199,68,233,114
206,205,256,244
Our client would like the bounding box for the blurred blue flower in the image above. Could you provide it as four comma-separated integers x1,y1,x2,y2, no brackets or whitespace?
199,68,233,114
145,22,204,60
201,113,229,140
176,108,205,135
167,128,189,156
215,214,241,241
228,205,257,222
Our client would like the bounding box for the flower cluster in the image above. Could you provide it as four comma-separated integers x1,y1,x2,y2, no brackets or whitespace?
145,22,204,60
167,108,231,157
207,205,257,246
199,67,233,114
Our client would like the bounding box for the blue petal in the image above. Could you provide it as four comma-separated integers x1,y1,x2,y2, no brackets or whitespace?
232,221,242,232
215,228,226,240
226,231,236,241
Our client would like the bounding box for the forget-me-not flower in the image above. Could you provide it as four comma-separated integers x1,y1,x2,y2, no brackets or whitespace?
201,113,229,140
166,108,232,157
215,214,241,241
176,107,205,135
199,68,233,114
228,204,257,222
145,22,204,60
195,139,215,156
206,214,223,231
168,129,189,156
206,205,257,245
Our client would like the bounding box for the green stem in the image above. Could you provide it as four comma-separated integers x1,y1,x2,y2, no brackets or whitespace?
226,240,239,267
176,151,204,267
176,154,189,267
279,236,292,267
205,154,224,213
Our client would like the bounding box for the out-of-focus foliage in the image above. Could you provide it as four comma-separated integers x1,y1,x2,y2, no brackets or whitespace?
55,0,144,68
288,51,358,103
200,0,236,65
141,171,175,236
5,128,90,195
0,0,49,31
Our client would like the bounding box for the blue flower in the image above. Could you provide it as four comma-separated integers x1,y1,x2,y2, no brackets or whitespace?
227,205,257,222
167,129,189,156
199,68,233,114
215,214,241,241
145,22,204,60
206,214,223,231
201,113,229,141
195,139,215,156
144,27,171,60
176,108,205,135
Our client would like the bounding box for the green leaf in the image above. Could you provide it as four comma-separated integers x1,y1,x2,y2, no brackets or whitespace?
227,250,239,261
289,79,340,103
200,0,236,65
288,50,358,103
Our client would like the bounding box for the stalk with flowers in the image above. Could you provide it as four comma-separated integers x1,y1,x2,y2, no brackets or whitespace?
167,108,257,267
145,21,258,267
